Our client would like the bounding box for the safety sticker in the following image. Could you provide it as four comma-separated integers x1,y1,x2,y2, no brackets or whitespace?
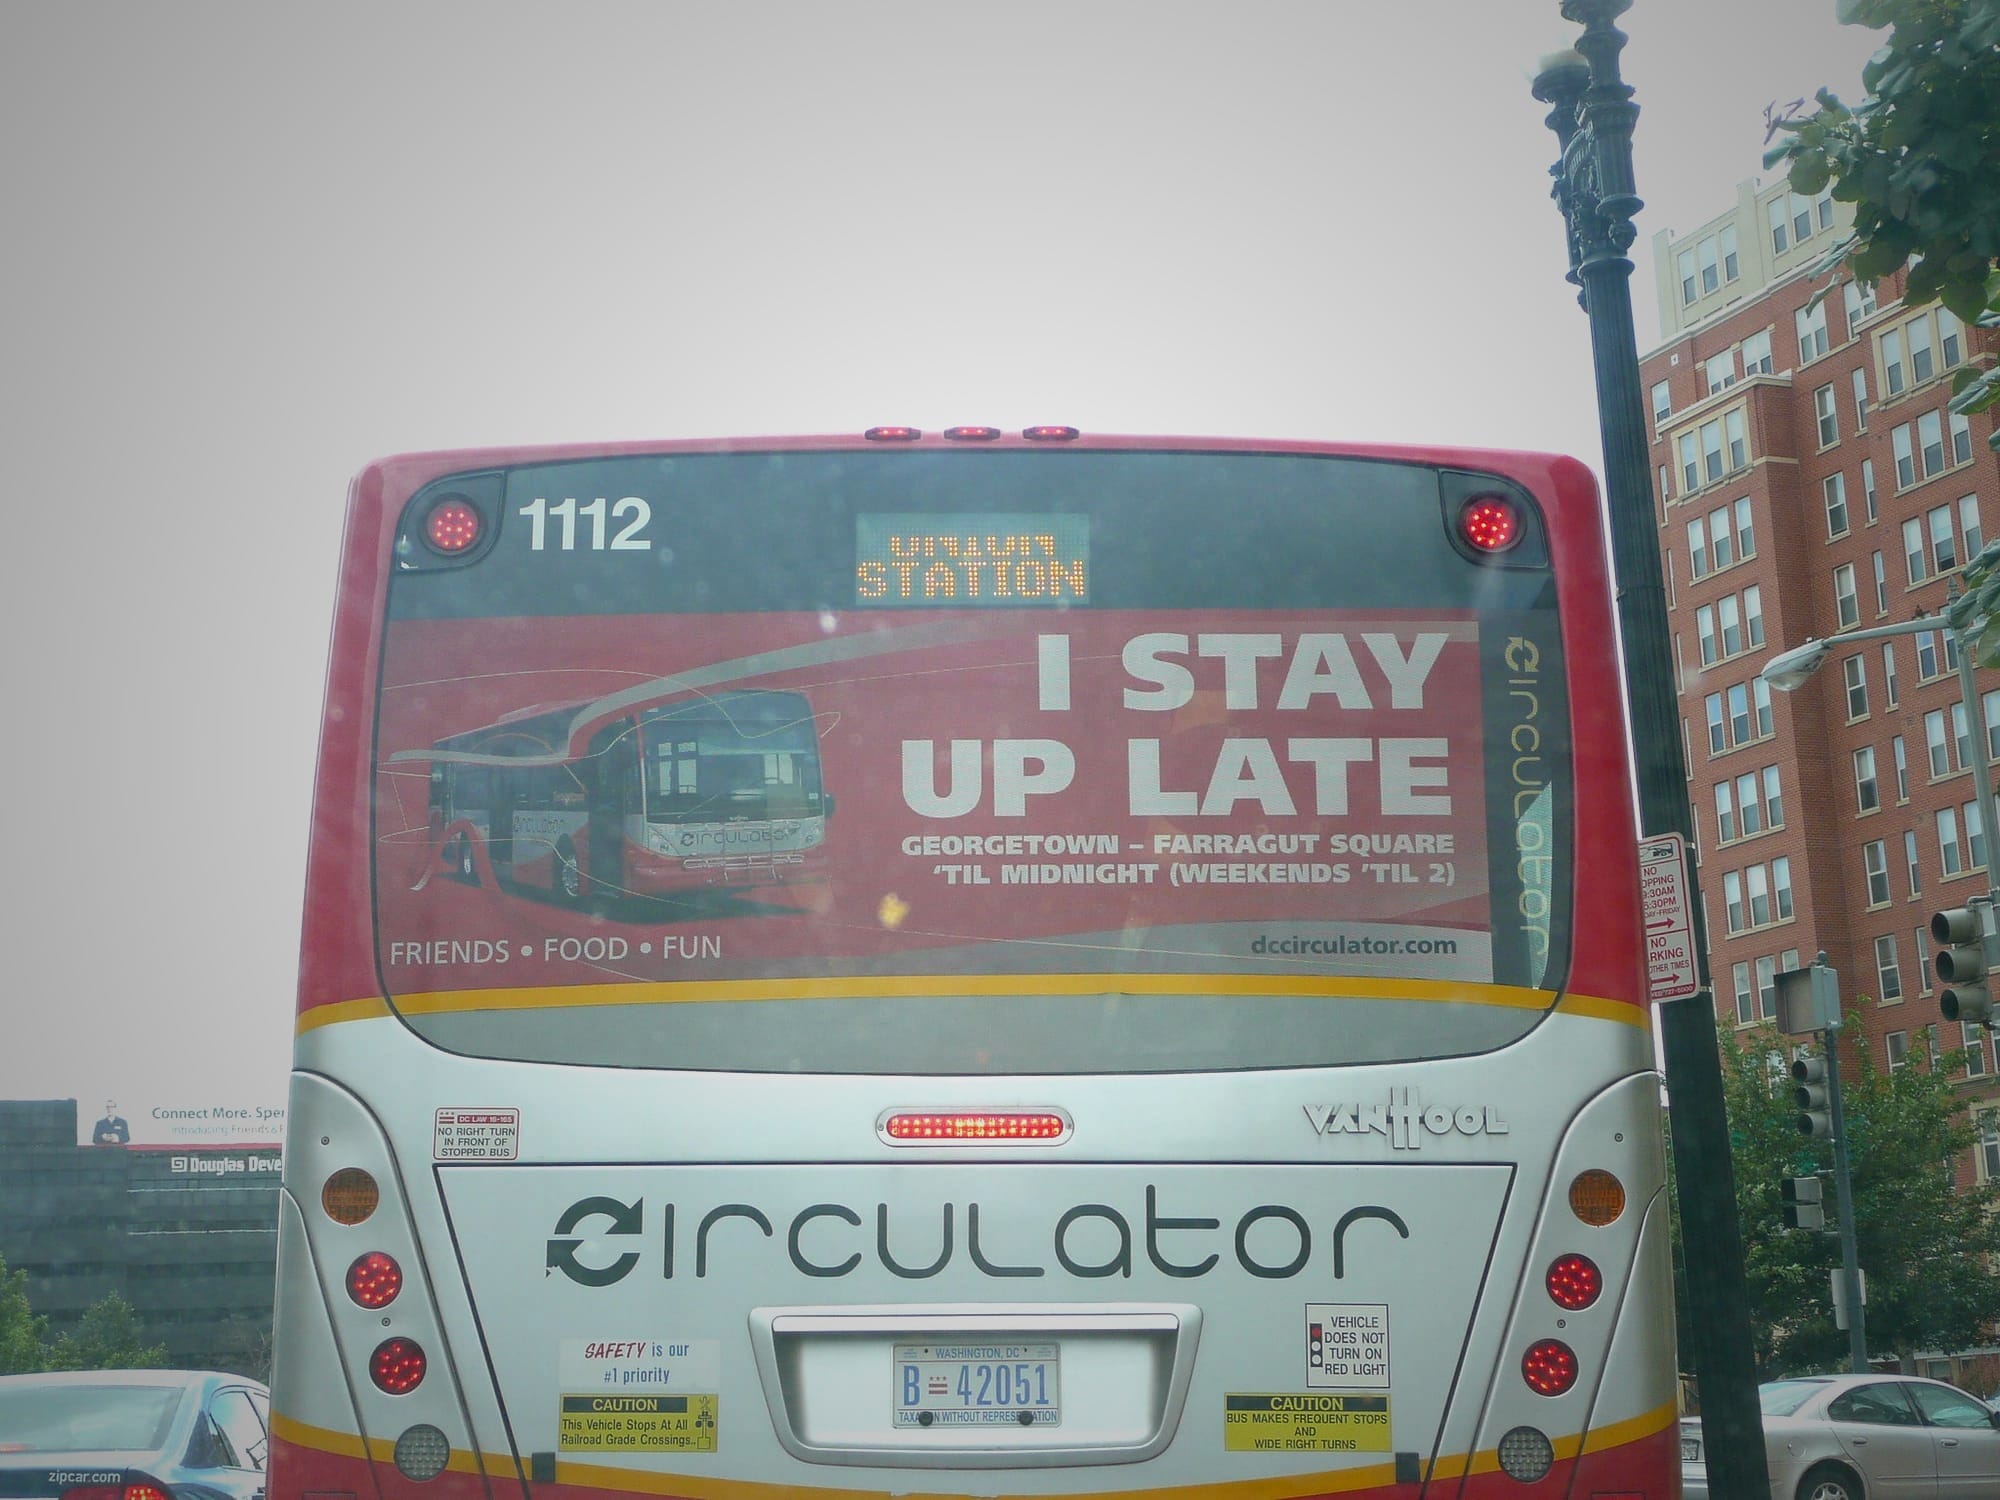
434,1107,520,1160
1306,1302,1389,1388
558,1394,717,1452
1224,1393,1390,1453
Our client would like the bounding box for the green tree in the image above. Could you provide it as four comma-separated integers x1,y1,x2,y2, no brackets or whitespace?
1691,1019,2000,1373
0,1254,47,1375
1766,0,2000,655
42,1292,167,1372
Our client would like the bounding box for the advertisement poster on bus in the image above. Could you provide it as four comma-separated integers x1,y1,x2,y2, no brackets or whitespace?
372,606,1510,1002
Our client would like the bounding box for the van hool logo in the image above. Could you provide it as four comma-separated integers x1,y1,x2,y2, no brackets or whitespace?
1305,1088,1509,1150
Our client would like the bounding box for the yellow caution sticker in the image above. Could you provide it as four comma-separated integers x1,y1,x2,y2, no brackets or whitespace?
558,1393,718,1453
1224,1392,1390,1453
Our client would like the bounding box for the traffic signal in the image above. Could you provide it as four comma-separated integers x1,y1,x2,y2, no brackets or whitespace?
1781,1175,1825,1230
1933,904,1996,1025
1792,1053,1833,1139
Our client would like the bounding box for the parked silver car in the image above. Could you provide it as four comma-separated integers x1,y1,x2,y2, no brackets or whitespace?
1681,1373,2000,1500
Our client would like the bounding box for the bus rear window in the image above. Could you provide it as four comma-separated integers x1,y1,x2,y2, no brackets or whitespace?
373,450,1570,1073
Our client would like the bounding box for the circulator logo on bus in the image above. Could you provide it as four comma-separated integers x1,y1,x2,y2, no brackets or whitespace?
541,1189,1413,1287
1303,1089,1509,1150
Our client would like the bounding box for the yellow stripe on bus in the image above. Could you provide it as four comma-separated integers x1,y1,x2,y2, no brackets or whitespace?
272,1401,1677,1499
298,975,1645,1035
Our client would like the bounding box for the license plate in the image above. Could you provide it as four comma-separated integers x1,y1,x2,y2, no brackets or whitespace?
893,1342,1061,1427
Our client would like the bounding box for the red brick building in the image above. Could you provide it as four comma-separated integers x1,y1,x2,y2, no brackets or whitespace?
1643,178,2000,1203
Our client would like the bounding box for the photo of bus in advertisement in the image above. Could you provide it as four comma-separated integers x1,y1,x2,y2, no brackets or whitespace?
394,687,831,906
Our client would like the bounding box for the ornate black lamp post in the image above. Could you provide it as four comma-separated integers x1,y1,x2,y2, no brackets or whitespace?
1533,4,1766,1494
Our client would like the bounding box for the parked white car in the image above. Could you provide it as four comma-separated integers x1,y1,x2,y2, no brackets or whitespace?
1680,1373,2000,1500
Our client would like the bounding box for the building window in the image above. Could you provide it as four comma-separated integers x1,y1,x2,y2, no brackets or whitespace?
1652,380,1671,428
1756,955,1778,1020
1940,307,1964,366
1927,708,1952,776
1715,780,1737,843
1746,585,1764,648
1732,960,1754,1024
1742,329,1773,375
1724,870,1745,933
1705,350,1736,393
1705,692,1725,753
1768,197,1791,254
1729,682,1752,744
1797,301,1829,363
1701,419,1725,484
1970,1027,1991,1081
1844,278,1877,326
1883,327,1906,395
1679,432,1699,492
1893,735,1908,800
1984,688,2000,762
1893,423,1916,488
1763,764,1784,827
1967,799,1986,872
1719,593,1744,657
1697,605,1718,666
1919,928,1934,991
1825,472,1850,536
1755,676,1773,739
1864,839,1890,905
1726,408,1748,471
1861,459,1877,522
1960,494,1983,559
1872,551,1888,617
1906,828,1922,894
1953,701,1972,770
1735,770,1764,836
1855,746,1879,812
1709,504,1737,568
1981,1112,2000,1174
1878,937,1903,1003
1886,1026,1908,1066
1735,496,1756,558
1747,863,1772,926
1843,655,1867,719
1939,805,1963,876
1815,384,1839,447
1910,316,1935,383
1928,501,1958,572
1774,856,1793,920
1678,248,1697,305
1920,410,1946,477
1851,366,1869,431
1954,412,1975,468
1688,516,1710,579
1917,629,1944,681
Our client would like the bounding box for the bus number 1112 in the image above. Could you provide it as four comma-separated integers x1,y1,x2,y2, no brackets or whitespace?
518,497,653,551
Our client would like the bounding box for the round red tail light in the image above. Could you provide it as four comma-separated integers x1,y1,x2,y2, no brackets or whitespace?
1459,495,1522,553
347,1251,404,1309
371,1337,428,1394
1521,1339,1579,1396
1545,1253,1603,1310
423,497,482,555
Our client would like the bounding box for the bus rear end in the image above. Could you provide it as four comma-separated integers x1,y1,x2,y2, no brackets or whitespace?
273,435,1675,1500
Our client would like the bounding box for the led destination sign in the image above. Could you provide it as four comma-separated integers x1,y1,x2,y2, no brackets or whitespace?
856,513,1089,606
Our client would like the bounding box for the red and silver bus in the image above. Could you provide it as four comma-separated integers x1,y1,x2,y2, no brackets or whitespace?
271,433,1676,1500
397,686,831,903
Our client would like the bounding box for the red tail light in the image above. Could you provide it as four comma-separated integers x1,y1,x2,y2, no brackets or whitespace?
1021,425,1080,442
943,426,1001,441
1521,1339,1579,1396
881,1110,1070,1144
63,1486,170,1500
864,426,922,442
423,497,482,555
371,1336,428,1393
347,1251,404,1308
1458,495,1522,553
1545,1253,1603,1310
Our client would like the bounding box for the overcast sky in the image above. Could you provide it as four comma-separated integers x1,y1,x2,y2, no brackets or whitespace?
0,2,1881,1135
